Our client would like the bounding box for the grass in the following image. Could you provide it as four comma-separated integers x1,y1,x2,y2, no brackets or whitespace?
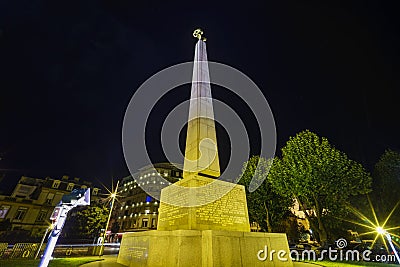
0,257,103,267
307,260,399,266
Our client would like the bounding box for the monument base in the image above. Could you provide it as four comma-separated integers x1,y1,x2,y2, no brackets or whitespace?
117,230,293,267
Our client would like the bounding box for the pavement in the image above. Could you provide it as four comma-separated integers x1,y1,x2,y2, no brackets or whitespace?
293,262,323,266
79,255,322,267
80,254,126,267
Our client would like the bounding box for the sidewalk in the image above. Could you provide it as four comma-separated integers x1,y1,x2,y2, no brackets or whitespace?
293,262,323,267
80,254,126,267
79,255,321,267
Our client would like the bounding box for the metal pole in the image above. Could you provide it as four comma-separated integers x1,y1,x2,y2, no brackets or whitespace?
99,181,119,256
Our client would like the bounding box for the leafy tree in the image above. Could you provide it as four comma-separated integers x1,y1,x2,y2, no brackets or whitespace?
77,205,109,237
347,150,400,240
64,203,109,240
268,130,371,246
371,149,400,224
238,156,294,233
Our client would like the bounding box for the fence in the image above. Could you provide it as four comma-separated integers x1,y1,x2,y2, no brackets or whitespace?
0,243,120,259
0,243,7,258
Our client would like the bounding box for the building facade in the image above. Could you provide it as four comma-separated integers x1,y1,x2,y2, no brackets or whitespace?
0,175,101,238
113,163,182,233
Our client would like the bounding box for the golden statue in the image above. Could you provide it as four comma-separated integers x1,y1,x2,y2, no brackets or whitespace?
193,28,207,41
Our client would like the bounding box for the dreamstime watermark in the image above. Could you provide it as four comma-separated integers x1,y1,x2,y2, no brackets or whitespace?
122,61,277,206
257,238,397,263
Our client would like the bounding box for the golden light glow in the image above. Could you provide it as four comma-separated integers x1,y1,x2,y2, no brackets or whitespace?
96,179,120,256
98,179,121,206
376,226,386,235
341,195,400,253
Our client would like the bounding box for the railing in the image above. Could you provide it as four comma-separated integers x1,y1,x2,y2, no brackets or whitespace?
0,242,120,259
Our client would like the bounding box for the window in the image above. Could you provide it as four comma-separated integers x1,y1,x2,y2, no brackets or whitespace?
52,180,61,189
142,218,148,228
36,210,47,222
14,207,28,221
152,218,157,228
46,193,55,205
0,205,10,219
66,183,74,191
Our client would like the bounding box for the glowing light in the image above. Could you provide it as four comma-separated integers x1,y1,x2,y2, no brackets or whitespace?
376,226,386,235
96,180,120,256
342,195,400,263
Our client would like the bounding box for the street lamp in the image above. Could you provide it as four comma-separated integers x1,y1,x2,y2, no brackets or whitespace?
98,180,119,256
376,226,385,235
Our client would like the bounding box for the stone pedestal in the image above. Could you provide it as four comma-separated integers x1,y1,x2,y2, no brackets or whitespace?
157,176,250,232
117,230,293,267
117,36,294,267
117,177,293,267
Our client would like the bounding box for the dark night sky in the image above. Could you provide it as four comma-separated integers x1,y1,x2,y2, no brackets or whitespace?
0,1,399,191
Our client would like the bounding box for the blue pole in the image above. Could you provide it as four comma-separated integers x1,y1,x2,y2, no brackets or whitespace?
38,188,90,267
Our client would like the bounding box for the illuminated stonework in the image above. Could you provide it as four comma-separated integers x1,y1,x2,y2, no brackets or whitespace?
183,40,220,179
158,33,249,234
157,175,250,232
117,31,293,267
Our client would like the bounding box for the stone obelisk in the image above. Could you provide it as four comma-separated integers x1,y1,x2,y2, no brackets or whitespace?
157,30,250,232
117,29,293,267
183,30,220,180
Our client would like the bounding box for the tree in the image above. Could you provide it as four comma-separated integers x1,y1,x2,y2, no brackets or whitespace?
77,205,109,238
268,130,371,246
371,149,400,224
238,156,293,233
64,203,109,240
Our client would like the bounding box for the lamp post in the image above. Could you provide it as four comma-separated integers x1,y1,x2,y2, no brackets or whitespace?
98,180,119,256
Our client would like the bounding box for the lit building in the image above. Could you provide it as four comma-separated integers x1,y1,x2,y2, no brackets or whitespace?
0,175,101,238
113,163,182,232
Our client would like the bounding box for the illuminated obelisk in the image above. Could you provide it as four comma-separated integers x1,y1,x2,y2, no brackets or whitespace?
183,29,220,180
117,29,293,267
157,30,250,232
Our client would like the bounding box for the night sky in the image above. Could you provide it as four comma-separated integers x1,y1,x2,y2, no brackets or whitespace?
0,1,399,191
